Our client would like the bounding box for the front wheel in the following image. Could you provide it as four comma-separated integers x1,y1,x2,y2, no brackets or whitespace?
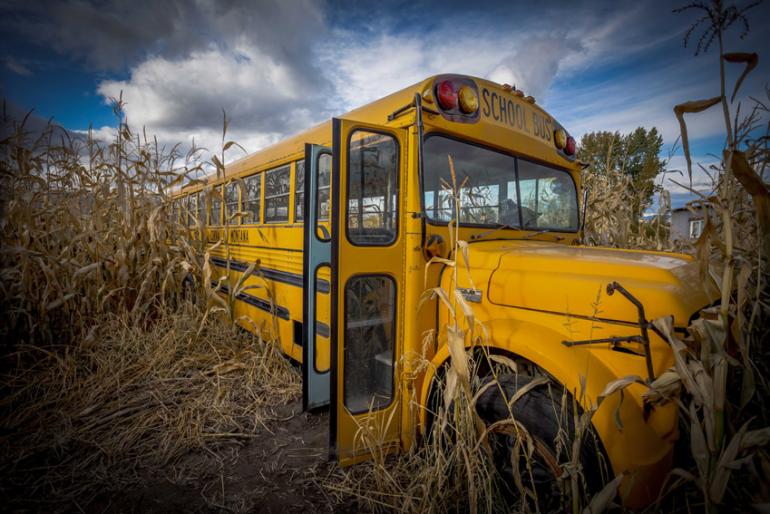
474,373,609,512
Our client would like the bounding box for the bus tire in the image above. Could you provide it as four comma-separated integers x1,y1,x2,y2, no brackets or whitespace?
474,373,608,512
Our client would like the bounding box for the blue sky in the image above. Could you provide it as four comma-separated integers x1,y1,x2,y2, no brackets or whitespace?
1,0,768,208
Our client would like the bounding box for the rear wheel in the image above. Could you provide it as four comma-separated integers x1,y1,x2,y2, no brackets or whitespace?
475,373,608,513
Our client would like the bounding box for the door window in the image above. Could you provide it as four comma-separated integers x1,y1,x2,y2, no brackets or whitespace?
344,275,396,413
347,131,399,245
318,153,331,221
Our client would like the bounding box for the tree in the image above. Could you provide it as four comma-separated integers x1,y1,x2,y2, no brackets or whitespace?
577,127,665,224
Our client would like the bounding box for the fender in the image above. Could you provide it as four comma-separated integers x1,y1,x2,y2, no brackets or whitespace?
417,316,678,507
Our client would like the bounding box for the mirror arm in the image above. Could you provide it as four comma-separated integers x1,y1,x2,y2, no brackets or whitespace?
579,187,589,241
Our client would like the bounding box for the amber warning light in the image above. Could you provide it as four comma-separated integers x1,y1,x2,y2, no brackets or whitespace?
436,79,479,115
553,127,576,157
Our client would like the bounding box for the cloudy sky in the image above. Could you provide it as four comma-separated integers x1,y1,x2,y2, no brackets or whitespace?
1,0,768,206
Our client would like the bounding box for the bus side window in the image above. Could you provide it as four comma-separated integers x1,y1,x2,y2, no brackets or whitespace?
318,154,331,221
265,165,290,223
243,173,261,224
187,193,197,227
224,182,239,224
295,160,305,222
196,191,206,226
210,186,222,226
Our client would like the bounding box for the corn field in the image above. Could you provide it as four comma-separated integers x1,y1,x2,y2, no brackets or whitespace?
0,106,301,509
1,1,769,513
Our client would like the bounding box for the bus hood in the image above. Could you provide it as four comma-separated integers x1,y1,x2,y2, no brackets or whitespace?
479,241,715,327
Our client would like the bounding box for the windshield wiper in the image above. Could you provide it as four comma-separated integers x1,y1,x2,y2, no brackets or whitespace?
524,228,564,240
470,223,518,241
471,225,565,242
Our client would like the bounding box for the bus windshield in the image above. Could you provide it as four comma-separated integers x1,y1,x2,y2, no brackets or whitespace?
422,135,579,231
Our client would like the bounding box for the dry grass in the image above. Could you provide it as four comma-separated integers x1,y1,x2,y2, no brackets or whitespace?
1,308,300,507
0,102,300,509
641,2,770,505
580,142,678,251
586,2,770,511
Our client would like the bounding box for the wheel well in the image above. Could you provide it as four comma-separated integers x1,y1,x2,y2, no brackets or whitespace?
423,346,547,437
422,344,612,483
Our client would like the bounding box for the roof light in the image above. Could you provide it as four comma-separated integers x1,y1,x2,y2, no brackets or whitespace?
554,128,567,150
437,80,458,110
458,86,478,114
565,136,576,156
421,84,434,104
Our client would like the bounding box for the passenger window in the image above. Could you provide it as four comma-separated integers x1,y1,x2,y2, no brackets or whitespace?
172,199,180,224
347,131,399,245
209,186,222,225
196,191,206,226
295,160,305,222
318,154,331,221
344,275,395,412
224,182,239,224
265,165,290,223
243,173,261,224
187,194,197,226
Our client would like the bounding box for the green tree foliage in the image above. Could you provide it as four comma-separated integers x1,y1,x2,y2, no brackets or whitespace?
578,127,665,222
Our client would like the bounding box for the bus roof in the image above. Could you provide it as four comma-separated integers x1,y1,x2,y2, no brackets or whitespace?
177,74,576,195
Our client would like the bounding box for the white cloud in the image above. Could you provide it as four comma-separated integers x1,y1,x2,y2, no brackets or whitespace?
73,0,768,165
320,27,586,113
72,125,117,144
4,0,327,72
97,40,325,157
4,56,32,76
660,154,721,194
489,36,584,100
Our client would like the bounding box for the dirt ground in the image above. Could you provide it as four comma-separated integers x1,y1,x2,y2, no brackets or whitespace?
99,401,351,513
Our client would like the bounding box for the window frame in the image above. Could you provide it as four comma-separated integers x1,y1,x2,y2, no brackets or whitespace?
420,132,580,233
345,128,401,247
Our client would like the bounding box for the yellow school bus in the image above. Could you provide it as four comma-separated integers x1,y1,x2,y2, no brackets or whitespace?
172,74,715,508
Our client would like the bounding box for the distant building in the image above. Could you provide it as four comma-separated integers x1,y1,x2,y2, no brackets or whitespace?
670,206,712,243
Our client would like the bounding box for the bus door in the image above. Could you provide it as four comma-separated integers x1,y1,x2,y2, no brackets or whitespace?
330,118,406,464
302,144,333,411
